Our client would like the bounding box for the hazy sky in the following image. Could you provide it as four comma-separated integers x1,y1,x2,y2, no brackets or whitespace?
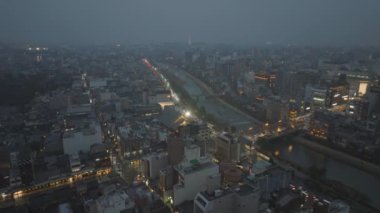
1,0,379,46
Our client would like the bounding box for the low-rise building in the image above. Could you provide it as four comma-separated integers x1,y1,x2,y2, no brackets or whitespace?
194,184,260,213
94,189,135,213
63,120,102,156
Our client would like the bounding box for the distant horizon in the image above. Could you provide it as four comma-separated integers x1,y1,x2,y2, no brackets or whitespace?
1,1,380,47
1,41,380,49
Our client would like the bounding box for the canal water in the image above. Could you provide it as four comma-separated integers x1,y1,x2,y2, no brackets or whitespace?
262,139,380,209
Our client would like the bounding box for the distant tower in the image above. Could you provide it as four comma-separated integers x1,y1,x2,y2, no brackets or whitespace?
188,35,192,47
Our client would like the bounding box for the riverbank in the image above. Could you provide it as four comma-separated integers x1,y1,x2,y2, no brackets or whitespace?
295,135,380,177
159,63,256,130
256,136,380,211
184,70,262,127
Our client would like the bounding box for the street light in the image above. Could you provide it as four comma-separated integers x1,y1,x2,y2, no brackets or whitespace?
184,110,191,118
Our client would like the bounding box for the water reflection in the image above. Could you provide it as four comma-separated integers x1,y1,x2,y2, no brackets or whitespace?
288,144,293,152
262,140,380,209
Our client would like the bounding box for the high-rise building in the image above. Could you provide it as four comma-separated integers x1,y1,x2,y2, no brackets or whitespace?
326,82,350,109
167,135,185,166
172,143,221,206
214,133,241,162
346,99,369,121
305,84,328,110
173,161,220,206
263,97,286,124
288,99,298,128
345,72,370,97
248,165,293,200
141,152,168,179
308,110,335,140
367,85,380,118
159,166,175,191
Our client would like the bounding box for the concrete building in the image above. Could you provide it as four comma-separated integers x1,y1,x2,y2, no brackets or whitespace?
182,144,201,165
248,165,293,200
173,161,220,206
368,85,380,117
214,133,240,162
117,127,144,160
63,121,102,155
346,99,369,121
194,184,260,213
263,97,286,124
69,154,81,173
171,143,221,205
148,91,174,109
159,166,175,191
66,93,93,116
345,72,370,97
168,135,185,166
305,84,328,110
94,189,135,213
141,152,168,179
9,152,22,187
308,110,337,140
196,123,211,143
326,82,350,109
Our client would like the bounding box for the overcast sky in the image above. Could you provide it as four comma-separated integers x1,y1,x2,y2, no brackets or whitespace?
0,0,379,46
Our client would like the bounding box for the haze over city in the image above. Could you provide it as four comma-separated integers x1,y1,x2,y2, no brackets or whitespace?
1,0,380,46
1,1,380,213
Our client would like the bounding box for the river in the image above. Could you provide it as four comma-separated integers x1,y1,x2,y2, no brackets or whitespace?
160,63,257,130
157,62,380,209
262,139,380,209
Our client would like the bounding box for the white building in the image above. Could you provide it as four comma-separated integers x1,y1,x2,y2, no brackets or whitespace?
141,152,168,179
171,143,221,206
194,184,260,213
63,121,102,155
95,189,135,213
173,161,220,206
183,144,201,165
69,154,81,172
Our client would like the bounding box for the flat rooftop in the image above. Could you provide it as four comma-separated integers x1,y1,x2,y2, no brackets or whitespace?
179,162,217,175
200,184,257,201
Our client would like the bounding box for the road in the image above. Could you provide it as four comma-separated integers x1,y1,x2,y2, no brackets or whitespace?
0,167,112,205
